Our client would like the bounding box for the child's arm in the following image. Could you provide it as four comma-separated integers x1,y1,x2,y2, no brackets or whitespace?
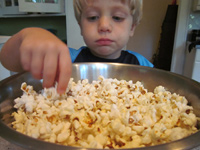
0,27,72,94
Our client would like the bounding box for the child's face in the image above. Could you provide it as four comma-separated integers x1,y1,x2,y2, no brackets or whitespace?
79,0,135,59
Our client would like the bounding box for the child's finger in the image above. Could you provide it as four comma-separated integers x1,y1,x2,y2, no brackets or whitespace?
20,46,32,71
42,52,58,88
31,51,44,79
57,49,72,94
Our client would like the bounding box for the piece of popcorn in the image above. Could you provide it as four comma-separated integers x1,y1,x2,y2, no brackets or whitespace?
52,123,63,135
57,131,70,143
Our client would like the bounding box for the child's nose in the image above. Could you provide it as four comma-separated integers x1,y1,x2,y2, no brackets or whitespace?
98,17,112,33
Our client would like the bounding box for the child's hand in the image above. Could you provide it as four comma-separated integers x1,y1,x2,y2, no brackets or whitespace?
0,27,72,94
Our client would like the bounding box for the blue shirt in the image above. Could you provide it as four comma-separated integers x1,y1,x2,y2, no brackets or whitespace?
69,46,153,67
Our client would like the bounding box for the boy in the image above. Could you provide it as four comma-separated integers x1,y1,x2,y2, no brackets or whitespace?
0,0,153,94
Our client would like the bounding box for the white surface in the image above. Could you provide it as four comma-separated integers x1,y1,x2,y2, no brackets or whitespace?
0,36,11,81
171,0,191,75
193,62,200,81
192,48,200,81
0,0,64,16
0,36,11,43
183,45,200,82
0,0,24,15
18,0,65,13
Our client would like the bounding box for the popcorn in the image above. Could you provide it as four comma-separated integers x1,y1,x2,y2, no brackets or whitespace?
11,76,199,149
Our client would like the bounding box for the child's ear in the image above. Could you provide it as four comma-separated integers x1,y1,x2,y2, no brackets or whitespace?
129,24,136,37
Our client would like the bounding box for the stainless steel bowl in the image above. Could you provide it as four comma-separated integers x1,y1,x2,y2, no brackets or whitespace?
0,63,200,150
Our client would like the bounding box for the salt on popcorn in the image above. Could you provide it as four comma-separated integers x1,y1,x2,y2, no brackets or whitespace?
11,76,198,149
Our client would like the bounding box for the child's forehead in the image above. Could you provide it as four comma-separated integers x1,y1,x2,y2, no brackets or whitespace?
81,0,130,7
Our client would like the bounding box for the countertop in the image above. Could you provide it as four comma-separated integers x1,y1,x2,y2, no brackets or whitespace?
1,136,200,150
0,137,26,150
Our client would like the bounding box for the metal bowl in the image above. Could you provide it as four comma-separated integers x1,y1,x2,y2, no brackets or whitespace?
0,63,200,150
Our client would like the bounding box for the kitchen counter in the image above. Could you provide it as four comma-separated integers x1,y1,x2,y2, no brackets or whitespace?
0,137,26,150
1,136,200,150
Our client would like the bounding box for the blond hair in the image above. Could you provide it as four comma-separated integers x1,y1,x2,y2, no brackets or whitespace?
73,0,143,25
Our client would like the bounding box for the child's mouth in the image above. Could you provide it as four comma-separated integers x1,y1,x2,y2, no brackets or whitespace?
96,38,113,46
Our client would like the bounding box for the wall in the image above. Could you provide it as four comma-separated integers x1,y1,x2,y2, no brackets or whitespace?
65,0,85,50
127,0,173,62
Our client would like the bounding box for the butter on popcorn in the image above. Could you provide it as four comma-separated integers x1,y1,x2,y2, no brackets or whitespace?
11,76,198,149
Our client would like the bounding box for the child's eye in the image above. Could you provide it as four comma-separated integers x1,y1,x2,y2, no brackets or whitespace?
112,16,124,22
87,16,99,22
